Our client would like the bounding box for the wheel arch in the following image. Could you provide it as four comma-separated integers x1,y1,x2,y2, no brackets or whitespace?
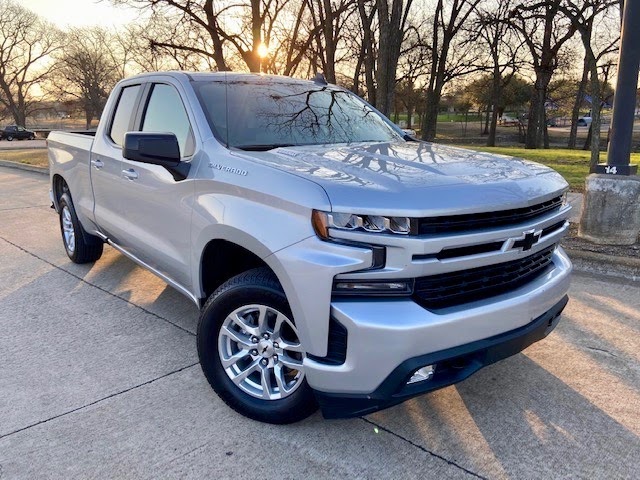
51,174,69,212
199,238,271,304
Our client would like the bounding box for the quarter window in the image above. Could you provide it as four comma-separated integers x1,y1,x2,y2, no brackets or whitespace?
109,85,141,146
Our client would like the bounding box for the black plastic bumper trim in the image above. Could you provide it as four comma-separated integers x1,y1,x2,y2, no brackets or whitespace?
314,295,569,419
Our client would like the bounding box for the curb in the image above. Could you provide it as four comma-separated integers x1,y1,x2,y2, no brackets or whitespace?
0,159,49,175
564,247,640,281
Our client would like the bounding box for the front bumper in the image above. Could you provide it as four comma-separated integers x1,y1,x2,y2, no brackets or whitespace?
315,294,568,418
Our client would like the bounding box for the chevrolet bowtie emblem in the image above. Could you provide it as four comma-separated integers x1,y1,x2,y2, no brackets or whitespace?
512,229,541,251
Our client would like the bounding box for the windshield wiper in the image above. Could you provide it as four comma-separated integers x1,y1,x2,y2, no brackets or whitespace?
235,143,296,151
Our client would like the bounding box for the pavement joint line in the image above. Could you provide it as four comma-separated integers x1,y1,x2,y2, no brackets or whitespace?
0,363,199,441
0,235,197,337
360,418,488,480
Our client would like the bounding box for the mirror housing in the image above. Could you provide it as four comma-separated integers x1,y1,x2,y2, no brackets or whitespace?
123,132,190,181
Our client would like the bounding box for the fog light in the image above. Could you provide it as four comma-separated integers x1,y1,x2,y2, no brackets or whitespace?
407,365,435,384
332,280,413,296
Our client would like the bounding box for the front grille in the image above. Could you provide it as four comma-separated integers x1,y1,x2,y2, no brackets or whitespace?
417,196,562,235
413,245,556,309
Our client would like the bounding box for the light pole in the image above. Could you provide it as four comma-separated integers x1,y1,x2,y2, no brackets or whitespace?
593,0,640,176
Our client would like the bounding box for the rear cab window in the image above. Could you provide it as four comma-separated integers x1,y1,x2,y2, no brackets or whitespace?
109,85,142,146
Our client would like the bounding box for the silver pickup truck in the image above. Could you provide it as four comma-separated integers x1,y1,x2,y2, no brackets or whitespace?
48,72,572,424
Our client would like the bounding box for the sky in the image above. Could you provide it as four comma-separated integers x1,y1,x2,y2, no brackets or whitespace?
21,0,140,28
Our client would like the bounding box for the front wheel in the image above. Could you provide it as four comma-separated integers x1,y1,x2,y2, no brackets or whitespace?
197,267,318,424
6,135,13,141
58,193,103,263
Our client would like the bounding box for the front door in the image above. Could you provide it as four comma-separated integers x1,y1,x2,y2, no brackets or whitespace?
114,82,197,290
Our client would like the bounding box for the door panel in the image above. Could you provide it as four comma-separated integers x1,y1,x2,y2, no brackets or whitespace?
91,84,142,241
114,82,195,289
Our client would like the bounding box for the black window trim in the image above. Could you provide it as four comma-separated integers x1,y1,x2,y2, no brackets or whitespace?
106,82,145,148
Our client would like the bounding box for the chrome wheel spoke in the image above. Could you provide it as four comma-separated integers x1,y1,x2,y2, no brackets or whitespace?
220,350,249,369
256,305,268,333
274,364,289,393
280,354,303,370
278,339,303,353
273,312,287,334
229,312,259,336
221,325,253,349
260,367,273,399
231,359,260,385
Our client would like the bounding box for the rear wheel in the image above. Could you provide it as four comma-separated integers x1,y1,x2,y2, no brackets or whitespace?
6,135,13,141
197,267,318,424
58,193,103,263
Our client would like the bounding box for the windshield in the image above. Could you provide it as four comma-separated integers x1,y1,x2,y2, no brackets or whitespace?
193,78,401,150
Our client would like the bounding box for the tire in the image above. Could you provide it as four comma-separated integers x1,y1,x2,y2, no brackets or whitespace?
6,135,13,141
29,134,35,140
197,267,318,424
58,193,104,263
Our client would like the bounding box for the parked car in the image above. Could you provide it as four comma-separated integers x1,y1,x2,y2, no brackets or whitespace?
498,115,519,126
0,125,36,141
48,72,572,424
577,116,592,127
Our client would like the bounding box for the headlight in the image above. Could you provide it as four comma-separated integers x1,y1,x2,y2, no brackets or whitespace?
561,191,569,207
312,210,413,239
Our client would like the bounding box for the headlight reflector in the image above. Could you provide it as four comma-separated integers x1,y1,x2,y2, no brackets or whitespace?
313,210,413,238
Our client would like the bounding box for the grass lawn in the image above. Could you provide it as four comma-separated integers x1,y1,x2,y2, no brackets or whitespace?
0,149,48,168
452,145,640,192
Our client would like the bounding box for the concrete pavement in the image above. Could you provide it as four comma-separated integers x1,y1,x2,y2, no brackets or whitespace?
0,166,638,479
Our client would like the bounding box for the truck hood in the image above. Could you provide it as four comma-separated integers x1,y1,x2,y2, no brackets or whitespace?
237,141,568,216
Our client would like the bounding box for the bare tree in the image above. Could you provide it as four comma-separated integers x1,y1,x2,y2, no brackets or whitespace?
510,1,577,149
558,0,619,169
112,0,293,72
474,0,524,146
0,0,60,125
420,0,484,142
375,0,414,116
54,28,121,128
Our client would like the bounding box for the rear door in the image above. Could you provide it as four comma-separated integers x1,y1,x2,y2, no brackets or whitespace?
113,81,196,289
90,83,144,242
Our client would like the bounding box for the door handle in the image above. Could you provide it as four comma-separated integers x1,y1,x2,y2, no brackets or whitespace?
122,168,139,180
91,159,104,170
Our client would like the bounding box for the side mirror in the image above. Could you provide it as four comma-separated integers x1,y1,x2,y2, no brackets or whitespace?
123,132,190,181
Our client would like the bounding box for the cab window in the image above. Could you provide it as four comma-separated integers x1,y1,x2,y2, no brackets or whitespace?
141,84,194,157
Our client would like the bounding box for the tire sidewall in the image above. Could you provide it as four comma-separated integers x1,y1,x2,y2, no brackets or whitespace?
197,278,317,424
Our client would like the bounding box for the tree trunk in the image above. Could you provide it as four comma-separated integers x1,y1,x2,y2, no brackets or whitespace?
483,108,490,135
203,0,230,71
421,88,441,141
250,0,261,73
375,0,405,117
588,67,602,171
526,69,552,149
569,56,589,149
